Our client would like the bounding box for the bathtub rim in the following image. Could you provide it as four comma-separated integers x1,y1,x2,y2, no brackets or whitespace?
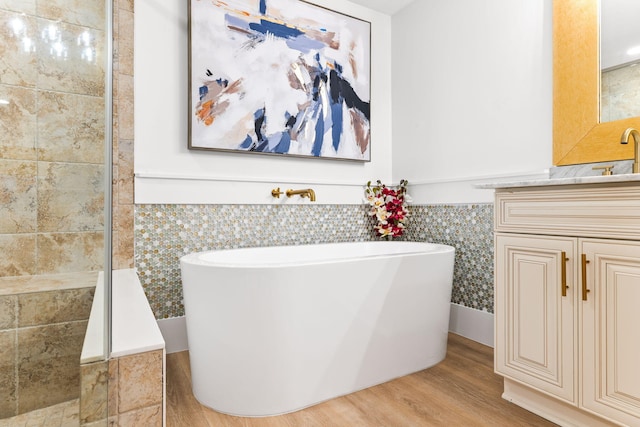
180,241,455,269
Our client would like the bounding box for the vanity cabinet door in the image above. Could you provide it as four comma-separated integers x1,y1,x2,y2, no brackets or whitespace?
495,234,578,403
580,239,640,425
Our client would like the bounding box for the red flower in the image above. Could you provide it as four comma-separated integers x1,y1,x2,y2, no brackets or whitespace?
365,179,410,238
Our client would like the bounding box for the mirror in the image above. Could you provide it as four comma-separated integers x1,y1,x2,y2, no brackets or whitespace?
600,0,640,122
553,0,640,166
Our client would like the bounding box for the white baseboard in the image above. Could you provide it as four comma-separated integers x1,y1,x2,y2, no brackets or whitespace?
448,303,494,348
158,304,495,354
157,316,188,354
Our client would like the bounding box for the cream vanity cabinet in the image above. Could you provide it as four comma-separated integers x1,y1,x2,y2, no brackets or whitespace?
493,182,640,427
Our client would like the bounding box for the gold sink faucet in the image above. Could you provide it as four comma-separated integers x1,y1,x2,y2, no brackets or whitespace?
285,188,316,202
621,128,640,173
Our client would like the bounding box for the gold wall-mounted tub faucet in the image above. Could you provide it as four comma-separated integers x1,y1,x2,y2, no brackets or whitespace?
271,187,284,198
621,128,640,173
285,188,316,202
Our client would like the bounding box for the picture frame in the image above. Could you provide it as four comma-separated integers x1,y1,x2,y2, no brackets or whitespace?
188,0,371,161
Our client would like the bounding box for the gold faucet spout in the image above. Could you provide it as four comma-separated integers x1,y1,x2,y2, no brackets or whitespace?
621,128,640,173
285,188,316,202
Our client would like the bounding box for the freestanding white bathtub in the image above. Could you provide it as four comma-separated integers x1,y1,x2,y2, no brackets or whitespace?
180,241,455,417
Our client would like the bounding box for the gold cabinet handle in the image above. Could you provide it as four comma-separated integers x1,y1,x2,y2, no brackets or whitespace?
581,254,591,301
561,251,569,297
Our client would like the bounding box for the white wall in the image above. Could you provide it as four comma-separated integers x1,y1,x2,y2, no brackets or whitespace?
134,0,392,205
135,0,553,205
391,0,553,203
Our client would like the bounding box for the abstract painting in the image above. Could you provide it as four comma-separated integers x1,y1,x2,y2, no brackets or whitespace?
188,0,371,161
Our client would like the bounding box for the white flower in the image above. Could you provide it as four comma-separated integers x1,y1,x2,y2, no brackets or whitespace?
376,208,389,224
377,226,392,236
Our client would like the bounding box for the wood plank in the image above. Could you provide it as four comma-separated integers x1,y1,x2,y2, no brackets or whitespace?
166,333,557,426
166,352,213,427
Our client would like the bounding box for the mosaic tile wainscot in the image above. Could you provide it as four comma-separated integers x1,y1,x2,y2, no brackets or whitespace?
134,203,494,320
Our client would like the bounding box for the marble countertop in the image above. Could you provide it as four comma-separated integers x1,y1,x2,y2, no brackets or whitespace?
476,173,640,189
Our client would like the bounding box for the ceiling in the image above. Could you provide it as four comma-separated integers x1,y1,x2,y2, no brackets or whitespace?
348,0,416,15
601,0,640,69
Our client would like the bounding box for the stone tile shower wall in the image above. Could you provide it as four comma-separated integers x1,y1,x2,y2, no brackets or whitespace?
0,1,106,277
112,0,135,271
0,0,107,421
0,274,96,418
134,203,494,320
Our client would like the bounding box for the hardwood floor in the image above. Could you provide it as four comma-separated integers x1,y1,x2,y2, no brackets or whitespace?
166,333,557,426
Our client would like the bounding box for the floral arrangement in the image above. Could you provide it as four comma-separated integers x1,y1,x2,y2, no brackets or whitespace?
365,179,410,238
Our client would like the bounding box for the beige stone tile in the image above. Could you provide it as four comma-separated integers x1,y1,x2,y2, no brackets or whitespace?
82,419,109,427
118,10,133,76
610,90,640,122
0,330,17,418
37,91,105,164
119,0,133,13
112,230,135,270
80,360,108,424
111,65,119,130
0,0,35,14
37,0,105,30
0,295,16,330
0,85,37,160
117,75,133,140
111,230,121,270
61,399,82,427
18,287,94,327
118,404,162,427
111,7,119,76
117,139,133,205
601,73,611,97
17,322,87,413
0,10,37,87
603,64,640,94
0,329,16,366
107,358,118,417
0,234,36,277
0,160,37,234
17,355,80,413
0,398,79,426
117,350,163,413
37,162,105,233
0,364,17,418
18,321,87,363
601,95,611,122
113,205,131,236
0,271,98,296
603,69,640,119
36,232,104,274
112,164,119,209
115,237,134,270
36,20,105,97
113,204,134,269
